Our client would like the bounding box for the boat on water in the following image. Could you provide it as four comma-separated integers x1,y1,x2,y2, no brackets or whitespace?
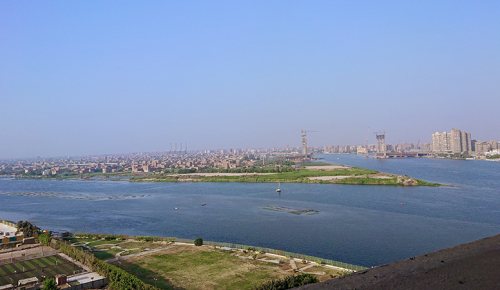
276,182,281,193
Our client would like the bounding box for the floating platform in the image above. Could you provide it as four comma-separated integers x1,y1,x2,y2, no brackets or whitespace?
263,206,319,215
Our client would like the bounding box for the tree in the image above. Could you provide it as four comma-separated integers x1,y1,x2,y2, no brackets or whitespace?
42,278,57,290
38,232,51,245
16,220,40,237
194,238,203,246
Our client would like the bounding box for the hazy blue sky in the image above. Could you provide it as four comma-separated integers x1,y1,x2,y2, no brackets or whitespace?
1,1,499,158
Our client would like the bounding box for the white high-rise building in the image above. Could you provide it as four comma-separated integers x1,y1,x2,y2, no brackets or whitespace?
432,129,472,154
432,131,450,153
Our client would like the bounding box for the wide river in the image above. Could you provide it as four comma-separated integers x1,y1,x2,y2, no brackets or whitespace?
1,155,499,266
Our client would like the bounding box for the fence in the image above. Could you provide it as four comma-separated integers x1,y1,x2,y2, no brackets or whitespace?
0,220,17,228
0,247,58,265
72,233,367,271
174,238,367,271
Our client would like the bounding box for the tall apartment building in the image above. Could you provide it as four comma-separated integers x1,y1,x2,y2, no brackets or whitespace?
460,130,472,153
475,140,499,155
432,129,472,154
432,131,450,153
475,141,492,155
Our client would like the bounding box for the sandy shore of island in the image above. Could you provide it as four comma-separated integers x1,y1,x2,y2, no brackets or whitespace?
304,165,350,170
167,172,276,177
308,174,394,181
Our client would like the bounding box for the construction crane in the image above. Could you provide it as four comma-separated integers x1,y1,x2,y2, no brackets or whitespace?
301,129,318,158
374,130,387,158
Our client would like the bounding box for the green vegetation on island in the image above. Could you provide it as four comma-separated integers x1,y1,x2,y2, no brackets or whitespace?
7,158,441,186
131,166,439,186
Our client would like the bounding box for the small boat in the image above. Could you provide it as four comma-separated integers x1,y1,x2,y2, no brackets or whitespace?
276,182,281,193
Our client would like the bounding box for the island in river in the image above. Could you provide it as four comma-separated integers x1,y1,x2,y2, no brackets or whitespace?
130,163,440,186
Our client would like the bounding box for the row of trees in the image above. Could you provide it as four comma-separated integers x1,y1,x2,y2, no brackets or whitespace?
52,239,159,290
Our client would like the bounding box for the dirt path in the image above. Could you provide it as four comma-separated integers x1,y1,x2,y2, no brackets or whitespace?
106,246,175,263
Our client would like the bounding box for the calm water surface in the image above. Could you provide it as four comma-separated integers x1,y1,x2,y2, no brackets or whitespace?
1,155,499,266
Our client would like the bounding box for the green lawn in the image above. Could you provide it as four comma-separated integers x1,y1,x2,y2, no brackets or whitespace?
69,236,167,261
86,239,122,247
0,255,83,286
116,246,288,290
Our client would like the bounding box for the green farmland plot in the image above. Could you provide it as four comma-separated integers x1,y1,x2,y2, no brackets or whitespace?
0,255,83,286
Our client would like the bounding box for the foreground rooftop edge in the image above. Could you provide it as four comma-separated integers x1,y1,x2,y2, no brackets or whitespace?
296,233,500,290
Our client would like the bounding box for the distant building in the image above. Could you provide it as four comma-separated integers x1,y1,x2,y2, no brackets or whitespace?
459,130,472,153
432,129,472,154
489,140,499,151
432,131,450,153
475,141,492,155
356,146,368,154
0,220,24,248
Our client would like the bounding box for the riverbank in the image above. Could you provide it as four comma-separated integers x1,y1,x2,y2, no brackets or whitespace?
4,162,439,186
69,233,364,289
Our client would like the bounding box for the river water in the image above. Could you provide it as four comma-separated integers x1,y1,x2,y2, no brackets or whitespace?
0,155,499,266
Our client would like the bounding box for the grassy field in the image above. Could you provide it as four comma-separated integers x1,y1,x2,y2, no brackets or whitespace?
132,168,376,183
0,255,83,286
67,234,354,289
69,235,170,261
114,245,341,290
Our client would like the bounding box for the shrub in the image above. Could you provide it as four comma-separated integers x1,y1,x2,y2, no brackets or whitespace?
42,278,57,290
16,220,40,237
194,238,203,246
255,273,318,290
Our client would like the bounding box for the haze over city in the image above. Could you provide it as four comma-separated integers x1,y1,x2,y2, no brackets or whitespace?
1,1,499,159
2,2,500,290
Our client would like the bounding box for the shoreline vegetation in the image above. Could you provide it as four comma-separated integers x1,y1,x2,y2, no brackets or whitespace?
6,161,440,186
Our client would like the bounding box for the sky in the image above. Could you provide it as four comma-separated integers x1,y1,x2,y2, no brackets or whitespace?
1,1,499,158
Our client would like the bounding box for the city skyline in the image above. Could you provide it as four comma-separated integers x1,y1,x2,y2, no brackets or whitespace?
1,1,499,159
